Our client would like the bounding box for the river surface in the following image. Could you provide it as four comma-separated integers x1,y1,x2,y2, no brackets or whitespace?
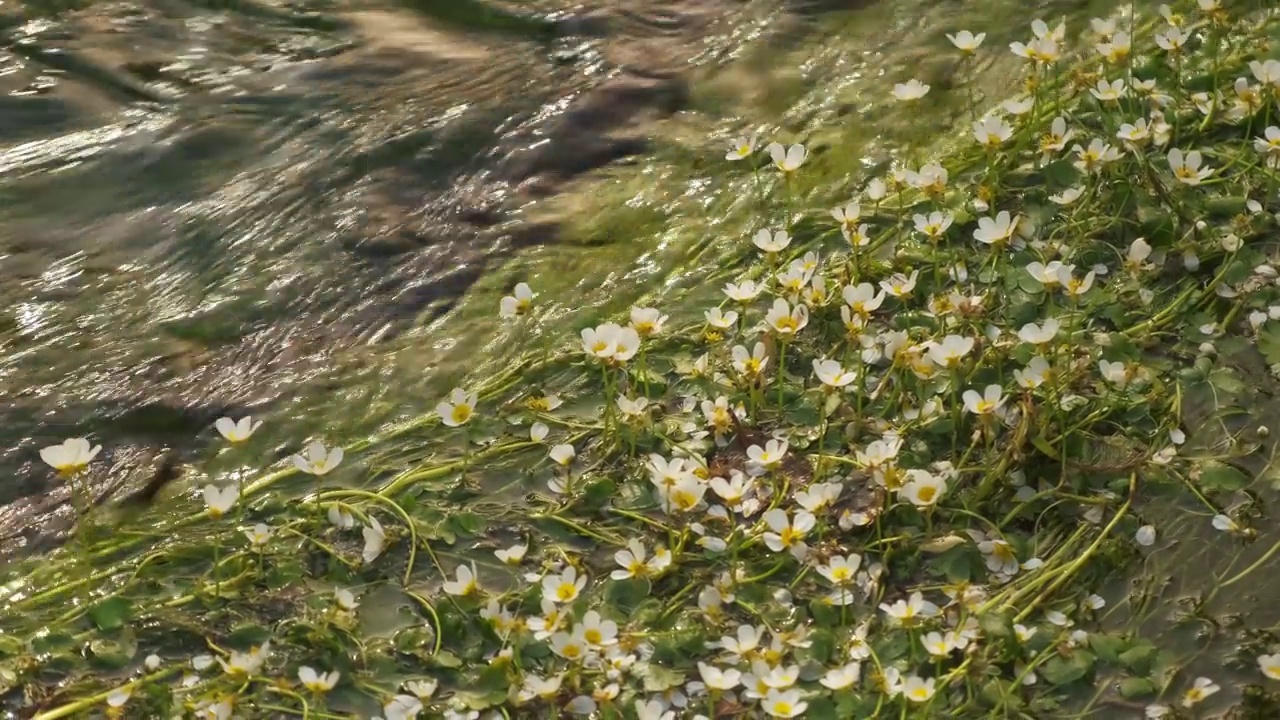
0,0,797,547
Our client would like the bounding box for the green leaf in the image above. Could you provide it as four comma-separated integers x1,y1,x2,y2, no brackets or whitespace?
88,597,132,631
639,662,685,692
429,650,464,669
226,623,272,648
1199,460,1250,492
1118,640,1158,674
804,696,840,720
1040,650,1094,686
578,477,618,513
1120,676,1156,699
978,611,1012,640
1088,633,1127,665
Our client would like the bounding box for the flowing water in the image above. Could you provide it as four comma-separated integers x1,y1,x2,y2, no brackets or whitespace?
4,0,1280,711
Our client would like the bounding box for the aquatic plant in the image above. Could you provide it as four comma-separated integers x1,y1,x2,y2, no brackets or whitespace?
7,2,1280,719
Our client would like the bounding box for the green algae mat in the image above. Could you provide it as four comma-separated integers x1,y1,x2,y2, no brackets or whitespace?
11,1,1280,718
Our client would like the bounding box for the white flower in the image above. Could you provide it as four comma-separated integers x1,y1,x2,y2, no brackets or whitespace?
974,210,1018,245
362,517,386,564
335,588,359,611
820,662,861,690
1155,27,1189,52
724,279,763,302
762,688,807,718
892,79,931,101
435,388,477,427
1018,318,1060,345
747,439,789,471
979,537,1019,574
1014,356,1052,389
1090,78,1126,101
726,136,757,161
1040,116,1074,157
1049,187,1083,206
761,508,815,559
144,654,161,670
753,229,792,253
405,679,438,699
543,566,587,604
550,629,590,662
630,307,669,337
530,422,550,442
549,444,576,467
382,694,423,720
1181,677,1220,707
243,523,272,547
443,563,480,596
581,323,641,364
106,687,131,708
913,211,954,240
1097,32,1132,63
1003,97,1034,115
947,30,986,52
1258,653,1280,680
292,441,344,475
698,662,741,690
811,551,861,586
1168,148,1212,185
704,307,738,329
879,591,939,625
298,666,340,693
764,298,809,336
634,699,675,720
926,334,974,368
202,485,238,518
902,675,936,703
831,202,861,229
215,417,261,443
327,504,355,529
499,282,534,319
813,359,856,388
492,543,527,566
1135,525,1156,546
880,270,919,298
767,143,807,172
1212,514,1239,532
973,116,1013,148
39,438,101,475
900,470,948,507
218,643,270,676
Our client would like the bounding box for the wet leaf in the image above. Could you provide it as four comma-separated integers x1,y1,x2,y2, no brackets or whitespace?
1199,460,1249,492
1120,676,1156,699
1040,650,1094,686
88,597,132,631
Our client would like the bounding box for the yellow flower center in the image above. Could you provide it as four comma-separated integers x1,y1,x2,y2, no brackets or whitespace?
673,490,698,510
916,486,937,504
774,317,798,333
555,583,576,602
562,643,582,659
627,560,647,576
451,405,472,424
773,701,793,714
830,567,852,582
744,358,762,374
591,341,610,354
779,527,798,546
976,400,994,414
584,629,602,644
910,687,930,701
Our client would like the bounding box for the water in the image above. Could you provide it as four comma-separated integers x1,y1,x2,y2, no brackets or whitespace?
0,0,777,548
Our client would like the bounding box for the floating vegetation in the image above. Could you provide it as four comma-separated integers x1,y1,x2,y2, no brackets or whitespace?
8,2,1280,719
